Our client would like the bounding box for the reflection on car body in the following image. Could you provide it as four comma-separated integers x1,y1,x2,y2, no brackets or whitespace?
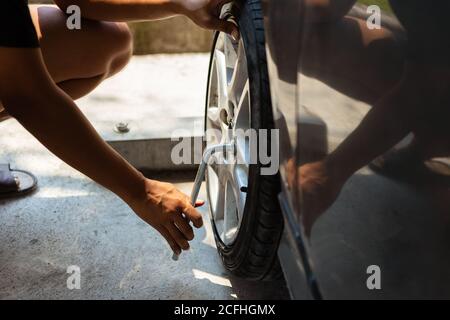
262,0,450,299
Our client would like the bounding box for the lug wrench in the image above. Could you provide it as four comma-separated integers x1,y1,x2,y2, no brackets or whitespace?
172,143,234,261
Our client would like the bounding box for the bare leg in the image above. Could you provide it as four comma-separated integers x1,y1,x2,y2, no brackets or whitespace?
298,13,448,161
0,4,132,118
301,63,450,235
295,8,449,166
300,16,405,104
299,9,449,165
31,5,132,98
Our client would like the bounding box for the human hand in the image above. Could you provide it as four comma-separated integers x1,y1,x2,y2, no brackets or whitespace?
174,0,240,40
129,179,204,255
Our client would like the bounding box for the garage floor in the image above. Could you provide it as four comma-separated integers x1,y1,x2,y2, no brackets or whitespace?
0,54,289,300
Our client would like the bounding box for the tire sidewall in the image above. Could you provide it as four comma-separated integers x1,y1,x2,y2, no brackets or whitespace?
205,1,274,274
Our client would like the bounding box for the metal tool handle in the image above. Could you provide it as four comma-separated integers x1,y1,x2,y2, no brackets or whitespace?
172,143,233,261
189,143,234,205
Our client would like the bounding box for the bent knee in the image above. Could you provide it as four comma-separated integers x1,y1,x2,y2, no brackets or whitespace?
32,5,132,81
108,22,133,56
84,21,133,77
104,22,133,77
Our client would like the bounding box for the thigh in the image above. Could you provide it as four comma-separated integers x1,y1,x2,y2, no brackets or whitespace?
300,16,405,104
29,5,130,83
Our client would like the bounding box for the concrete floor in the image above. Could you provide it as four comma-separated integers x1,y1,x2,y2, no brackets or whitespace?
0,55,289,300
77,54,209,141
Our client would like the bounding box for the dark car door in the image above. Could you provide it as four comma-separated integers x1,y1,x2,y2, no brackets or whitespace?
262,0,318,299
296,0,450,299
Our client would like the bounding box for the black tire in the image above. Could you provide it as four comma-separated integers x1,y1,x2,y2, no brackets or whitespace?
205,0,283,280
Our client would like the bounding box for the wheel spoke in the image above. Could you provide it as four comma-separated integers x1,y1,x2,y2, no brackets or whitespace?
214,49,229,110
223,180,239,242
235,80,250,124
234,81,251,166
208,160,220,177
228,42,248,106
214,180,226,221
224,35,239,72
207,106,221,127
234,136,251,170
208,155,227,220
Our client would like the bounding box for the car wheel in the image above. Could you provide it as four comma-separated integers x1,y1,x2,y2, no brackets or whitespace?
204,0,283,280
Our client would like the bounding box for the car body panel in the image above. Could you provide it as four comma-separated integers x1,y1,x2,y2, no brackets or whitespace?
262,0,318,299
262,0,450,299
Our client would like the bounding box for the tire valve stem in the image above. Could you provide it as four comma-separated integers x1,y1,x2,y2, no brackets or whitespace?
240,186,248,193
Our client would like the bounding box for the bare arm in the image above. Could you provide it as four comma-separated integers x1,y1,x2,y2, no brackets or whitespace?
54,0,179,21
0,47,144,203
54,0,239,36
0,47,203,254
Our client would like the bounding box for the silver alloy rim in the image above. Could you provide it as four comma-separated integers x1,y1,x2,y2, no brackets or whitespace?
206,33,251,245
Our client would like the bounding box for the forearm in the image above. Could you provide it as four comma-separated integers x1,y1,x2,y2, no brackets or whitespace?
3,84,145,204
55,0,240,39
54,0,185,21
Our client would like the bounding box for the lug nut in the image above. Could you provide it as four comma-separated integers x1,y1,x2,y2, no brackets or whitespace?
220,109,228,125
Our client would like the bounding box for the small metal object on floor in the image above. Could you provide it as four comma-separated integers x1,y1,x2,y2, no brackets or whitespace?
114,122,130,134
